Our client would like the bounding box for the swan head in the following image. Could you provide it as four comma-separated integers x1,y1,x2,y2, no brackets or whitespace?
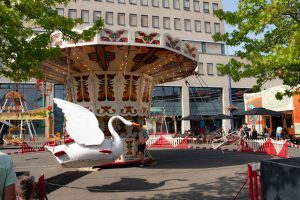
113,116,141,127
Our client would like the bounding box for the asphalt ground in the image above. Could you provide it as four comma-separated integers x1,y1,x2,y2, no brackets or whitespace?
2,143,300,200
3,144,295,200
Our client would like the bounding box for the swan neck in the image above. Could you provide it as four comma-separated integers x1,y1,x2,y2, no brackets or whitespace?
108,116,122,143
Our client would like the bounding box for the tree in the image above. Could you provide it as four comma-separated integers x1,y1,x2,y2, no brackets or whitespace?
0,0,104,82
214,0,300,98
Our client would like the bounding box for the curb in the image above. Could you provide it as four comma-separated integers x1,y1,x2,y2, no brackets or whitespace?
188,145,239,152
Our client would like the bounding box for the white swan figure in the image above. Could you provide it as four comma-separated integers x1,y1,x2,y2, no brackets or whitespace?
45,98,140,168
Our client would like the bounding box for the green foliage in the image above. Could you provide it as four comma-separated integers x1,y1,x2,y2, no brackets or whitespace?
214,0,300,96
0,0,104,82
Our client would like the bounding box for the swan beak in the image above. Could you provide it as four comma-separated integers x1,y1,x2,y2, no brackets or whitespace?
132,122,141,127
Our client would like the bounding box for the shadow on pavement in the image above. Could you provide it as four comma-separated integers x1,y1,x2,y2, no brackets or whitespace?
124,172,249,200
148,149,271,169
46,171,91,194
87,178,187,192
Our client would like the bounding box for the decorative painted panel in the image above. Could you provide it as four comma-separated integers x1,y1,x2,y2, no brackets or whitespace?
72,73,94,104
135,31,160,45
100,29,129,42
182,41,197,58
164,34,181,51
72,72,153,117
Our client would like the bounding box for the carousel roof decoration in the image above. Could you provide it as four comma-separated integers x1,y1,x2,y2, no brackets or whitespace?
41,28,198,84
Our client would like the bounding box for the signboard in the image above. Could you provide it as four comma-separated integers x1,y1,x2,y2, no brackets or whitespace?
0,108,51,120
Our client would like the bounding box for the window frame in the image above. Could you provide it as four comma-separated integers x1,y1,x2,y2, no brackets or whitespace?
93,11,101,23
173,0,180,10
198,62,204,75
203,2,209,13
214,22,220,33
183,0,190,11
212,3,218,13
152,0,159,7
204,21,211,33
141,0,148,6
141,15,148,27
105,12,114,25
129,14,137,26
118,12,126,26
195,20,201,32
163,17,171,29
68,9,77,19
56,8,64,16
184,19,191,31
162,0,169,8
193,0,200,12
207,63,214,75
81,10,89,23
174,18,181,30
152,16,159,28
129,0,137,4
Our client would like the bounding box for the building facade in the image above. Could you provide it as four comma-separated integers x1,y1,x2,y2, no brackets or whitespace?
0,0,281,135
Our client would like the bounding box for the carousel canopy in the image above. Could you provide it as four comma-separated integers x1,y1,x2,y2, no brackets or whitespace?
41,29,198,84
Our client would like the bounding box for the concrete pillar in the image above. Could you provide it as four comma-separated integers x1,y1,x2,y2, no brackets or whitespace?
181,83,190,134
223,85,231,132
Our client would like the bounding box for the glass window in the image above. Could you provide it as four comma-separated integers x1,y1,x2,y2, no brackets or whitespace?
214,22,220,33
183,0,190,10
130,0,137,4
205,21,211,33
141,0,148,6
198,63,204,75
68,9,77,19
201,42,206,53
221,44,225,55
173,0,180,10
95,0,102,1
152,0,159,7
118,13,125,25
81,10,89,23
189,87,223,115
93,11,101,23
216,64,223,76
213,3,218,13
105,12,113,25
174,18,181,30
152,16,159,28
56,8,64,16
163,17,170,29
118,0,125,3
195,20,201,32
193,0,200,12
203,2,209,13
106,0,114,2
141,15,148,27
162,0,169,8
184,19,191,31
129,14,137,26
207,63,214,75
152,86,182,116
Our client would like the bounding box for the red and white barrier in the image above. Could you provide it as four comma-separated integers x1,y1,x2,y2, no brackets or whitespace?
241,138,289,158
248,163,262,200
22,140,46,153
146,136,188,149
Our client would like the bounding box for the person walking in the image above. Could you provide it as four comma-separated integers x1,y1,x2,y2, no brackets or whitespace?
137,125,149,167
0,151,18,200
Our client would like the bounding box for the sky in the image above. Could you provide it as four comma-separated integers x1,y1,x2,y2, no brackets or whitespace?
222,0,241,55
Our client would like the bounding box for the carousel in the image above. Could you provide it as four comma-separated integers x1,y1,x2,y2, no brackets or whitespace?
41,28,198,163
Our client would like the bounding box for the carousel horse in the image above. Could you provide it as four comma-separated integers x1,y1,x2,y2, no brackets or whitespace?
45,98,140,168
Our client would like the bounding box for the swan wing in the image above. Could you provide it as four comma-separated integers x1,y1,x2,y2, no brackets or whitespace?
53,98,104,146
